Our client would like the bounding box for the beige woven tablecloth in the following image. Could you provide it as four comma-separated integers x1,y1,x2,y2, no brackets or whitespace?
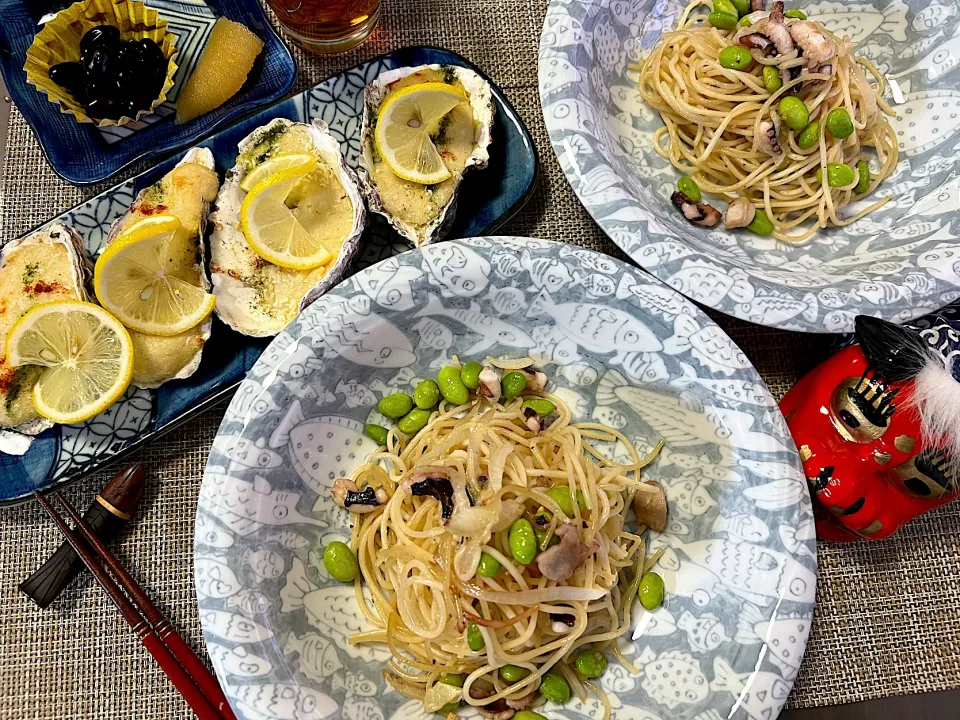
2,1,960,717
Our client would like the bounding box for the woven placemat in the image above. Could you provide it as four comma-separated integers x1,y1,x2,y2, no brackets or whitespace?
2,0,960,717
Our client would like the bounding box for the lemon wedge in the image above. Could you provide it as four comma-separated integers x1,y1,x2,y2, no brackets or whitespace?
374,82,467,184
239,153,316,193
94,215,217,336
240,158,336,270
5,300,133,424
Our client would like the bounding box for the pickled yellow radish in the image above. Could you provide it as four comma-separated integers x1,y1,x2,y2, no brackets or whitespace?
175,18,264,124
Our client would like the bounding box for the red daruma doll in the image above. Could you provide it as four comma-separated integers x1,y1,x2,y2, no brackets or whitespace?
780,315,960,541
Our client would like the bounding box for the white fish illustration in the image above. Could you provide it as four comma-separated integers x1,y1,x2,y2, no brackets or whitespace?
666,260,755,306
195,557,241,599
572,268,616,299
422,242,491,298
541,51,584,96
779,516,817,560
889,218,946,240
619,351,669,384
229,380,281,422
332,671,378,697
268,401,378,498
659,446,741,482
677,611,728,653
674,362,776,408
913,153,957,177
664,314,751,376
913,1,958,31
615,273,691,319
712,512,770,543
903,272,939,295
310,294,416,368
483,285,527,315
890,91,960,156
343,696,384,720
912,184,960,217
744,479,808,510
282,378,324,402
212,435,283,471
597,371,795,454
666,474,717,517
491,251,522,278
233,682,337,720
355,255,422,311
196,512,234,549
804,0,908,42
591,406,629,429
199,469,329,536
519,249,574,293
207,643,271,678
636,240,696,267
599,663,637,693
735,602,811,680
556,362,598,388
633,607,678,639
635,647,709,710
919,244,960,286
527,289,662,357
285,630,344,680
551,386,590,418
710,657,791,720
416,293,536,355
893,23,960,80
411,317,455,350
558,244,621,275
264,530,309,549
735,291,818,325
243,547,285,581
225,588,275,618
201,609,274,643
335,378,378,408
533,331,583,366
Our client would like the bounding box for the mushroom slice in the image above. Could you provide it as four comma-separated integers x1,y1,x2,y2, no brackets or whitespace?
633,481,668,531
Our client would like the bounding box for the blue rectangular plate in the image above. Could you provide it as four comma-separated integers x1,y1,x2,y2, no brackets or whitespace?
0,46,539,505
0,0,296,185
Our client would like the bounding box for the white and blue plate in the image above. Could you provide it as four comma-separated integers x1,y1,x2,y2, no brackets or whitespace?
539,0,960,332
196,237,817,720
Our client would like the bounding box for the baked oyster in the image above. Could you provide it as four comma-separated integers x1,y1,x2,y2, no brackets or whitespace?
358,64,495,247
102,147,220,389
210,118,366,337
0,223,91,443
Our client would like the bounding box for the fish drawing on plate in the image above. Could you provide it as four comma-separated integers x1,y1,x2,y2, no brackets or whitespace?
551,386,591,418
664,315,751,376
532,326,583,366
332,671,378,697
779,516,817,559
416,294,537,355
411,317,455,351
633,607,678,639
199,469,328,536
558,245,621,274
212,435,283,472
912,1,958,31
243,548,286,582
284,630,344,681
712,512,770,543
541,51,584,96
743,479,808,510
201,609,274,643
618,351,669,384
195,557,242,599
735,602,811,680
268,400,378,500
491,251,522,278
519,249,575,293
666,260,755,307
658,446,741,482
308,294,417,368
483,285,527,316
599,663,637,693
226,588,275,618
674,362,776,407
803,0,908,43
591,406,629,429
354,255,422,311
343,695,384,720
207,643,272,678
571,269,616,299
710,657,791,720
676,610,728,653
264,530,309,550
891,91,960,156
615,273,691,320
892,23,960,81
279,557,391,663
196,512,234,549
735,292,819,325
919,244,960,286
635,647,709,710
664,474,717,518
336,378,378,408
229,380,281,422
421,242,491,298
233,682,337,720
527,289,662,358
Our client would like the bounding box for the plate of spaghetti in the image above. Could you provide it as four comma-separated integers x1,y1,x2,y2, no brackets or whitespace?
540,0,960,331
196,238,815,720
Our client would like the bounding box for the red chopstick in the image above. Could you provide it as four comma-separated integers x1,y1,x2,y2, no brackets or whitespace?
34,491,230,720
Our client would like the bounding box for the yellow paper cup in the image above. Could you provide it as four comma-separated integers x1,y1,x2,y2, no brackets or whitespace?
24,0,178,127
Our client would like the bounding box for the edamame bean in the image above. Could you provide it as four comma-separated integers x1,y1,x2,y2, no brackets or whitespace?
746,208,774,235
378,392,413,419
501,371,527,400
414,379,441,409
762,65,782,92
509,518,538,564
477,552,502,577
323,541,359,582
719,45,752,70
460,362,483,390
500,665,530,683
522,398,555,417
364,424,389,445
797,121,820,150
539,672,571,704
438,366,470,405
730,0,750,15
574,650,607,679
466,623,484,651
677,176,701,203
638,572,666,610
854,160,871,194
825,107,854,139
777,96,809,132
398,408,432,434
817,162,855,187
513,713,547,720
714,0,739,17
546,487,585,516
708,10,737,29
739,14,752,26
784,8,806,18
438,674,465,714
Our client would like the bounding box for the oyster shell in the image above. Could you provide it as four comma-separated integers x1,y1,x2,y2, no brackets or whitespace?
210,118,366,337
358,64,495,247
0,222,91,447
104,147,220,389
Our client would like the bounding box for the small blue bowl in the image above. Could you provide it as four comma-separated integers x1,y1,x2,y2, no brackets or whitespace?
0,0,296,186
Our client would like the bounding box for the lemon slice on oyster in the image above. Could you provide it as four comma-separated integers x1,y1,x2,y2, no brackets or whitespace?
94,215,217,336
239,153,316,193
5,300,134,424
374,82,468,184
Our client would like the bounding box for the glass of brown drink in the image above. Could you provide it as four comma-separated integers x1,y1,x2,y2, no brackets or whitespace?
266,0,380,53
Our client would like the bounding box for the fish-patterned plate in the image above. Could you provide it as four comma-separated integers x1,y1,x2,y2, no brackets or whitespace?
197,237,817,720
539,0,960,332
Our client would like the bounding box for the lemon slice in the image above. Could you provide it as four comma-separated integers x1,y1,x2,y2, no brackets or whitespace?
5,300,133,424
240,153,316,193
94,215,217,336
240,159,336,270
374,82,467,184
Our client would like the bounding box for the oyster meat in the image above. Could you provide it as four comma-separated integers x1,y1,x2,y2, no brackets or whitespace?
358,64,494,247
210,119,366,337
103,147,220,389
0,223,91,441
